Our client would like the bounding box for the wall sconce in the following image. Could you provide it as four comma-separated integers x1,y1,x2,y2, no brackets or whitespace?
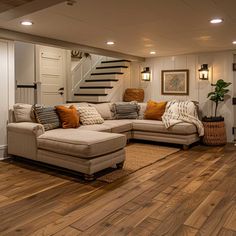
141,67,151,81
199,64,209,80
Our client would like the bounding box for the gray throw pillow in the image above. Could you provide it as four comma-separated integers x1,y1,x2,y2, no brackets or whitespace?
33,105,61,131
111,102,140,119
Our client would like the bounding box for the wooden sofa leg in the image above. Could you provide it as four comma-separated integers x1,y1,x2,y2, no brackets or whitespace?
183,144,189,151
116,161,124,169
84,174,95,181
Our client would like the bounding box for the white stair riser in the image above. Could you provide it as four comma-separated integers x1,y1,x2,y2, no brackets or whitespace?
87,74,122,80
94,68,125,73
78,88,109,94
100,62,129,67
81,81,116,87
73,96,108,102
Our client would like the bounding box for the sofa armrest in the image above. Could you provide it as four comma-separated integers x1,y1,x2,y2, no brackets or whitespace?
7,122,45,137
7,122,45,160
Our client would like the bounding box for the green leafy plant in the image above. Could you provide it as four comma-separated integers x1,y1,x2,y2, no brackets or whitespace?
207,79,231,117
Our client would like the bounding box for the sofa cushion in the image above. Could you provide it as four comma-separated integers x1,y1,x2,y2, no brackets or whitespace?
103,120,133,133
89,103,113,120
33,105,61,131
55,105,80,129
144,100,167,120
77,106,104,125
111,102,140,119
132,120,197,135
77,124,111,132
13,104,35,123
138,103,147,119
37,130,126,159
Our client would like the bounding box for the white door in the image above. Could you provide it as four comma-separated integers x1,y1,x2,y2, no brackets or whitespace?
36,46,66,106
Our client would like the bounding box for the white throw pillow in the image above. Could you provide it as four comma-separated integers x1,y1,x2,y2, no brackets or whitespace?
13,103,35,123
78,106,104,125
138,102,147,119
89,103,113,120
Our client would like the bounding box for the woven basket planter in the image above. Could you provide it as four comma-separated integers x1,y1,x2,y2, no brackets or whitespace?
123,88,144,102
202,121,227,146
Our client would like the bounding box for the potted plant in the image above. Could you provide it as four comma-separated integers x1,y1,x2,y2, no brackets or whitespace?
202,79,231,145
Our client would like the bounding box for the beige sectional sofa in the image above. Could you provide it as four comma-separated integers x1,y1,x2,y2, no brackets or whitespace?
7,102,200,180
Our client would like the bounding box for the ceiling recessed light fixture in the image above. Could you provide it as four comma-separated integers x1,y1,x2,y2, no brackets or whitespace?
150,51,156,55
106,41,115,45
210,18,223,24
21,21,33,26
233,41,236,45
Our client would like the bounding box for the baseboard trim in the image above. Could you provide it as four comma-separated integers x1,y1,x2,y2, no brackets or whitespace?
0,145,9,160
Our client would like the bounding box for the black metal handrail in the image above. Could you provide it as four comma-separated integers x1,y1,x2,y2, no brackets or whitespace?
17,84,37,89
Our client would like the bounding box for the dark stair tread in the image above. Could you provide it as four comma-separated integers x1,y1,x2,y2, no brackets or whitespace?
96,65,128,69
85,79,118,82
67,101,109,104
101,60,131,64
80,86,113,89
91,72,123,75
74,94,108,96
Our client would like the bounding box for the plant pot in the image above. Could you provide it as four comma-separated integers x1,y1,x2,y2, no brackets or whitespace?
202,119,227,146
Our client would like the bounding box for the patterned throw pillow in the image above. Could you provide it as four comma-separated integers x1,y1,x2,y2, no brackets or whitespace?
77,106,104,125
33,105,61,131
111,102,140,119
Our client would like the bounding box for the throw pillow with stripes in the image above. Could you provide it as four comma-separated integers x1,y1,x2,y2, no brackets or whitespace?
33,105,61,131
111,102,140,119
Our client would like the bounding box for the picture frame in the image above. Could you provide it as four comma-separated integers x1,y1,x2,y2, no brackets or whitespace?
161,69,189,95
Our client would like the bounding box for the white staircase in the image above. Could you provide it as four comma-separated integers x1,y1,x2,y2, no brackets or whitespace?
71,59,130,103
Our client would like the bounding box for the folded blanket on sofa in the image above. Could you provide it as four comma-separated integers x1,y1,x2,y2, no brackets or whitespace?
162,100,204,136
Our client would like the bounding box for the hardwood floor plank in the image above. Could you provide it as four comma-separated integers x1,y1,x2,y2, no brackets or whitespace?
53,226,82,236
174,225,198,236
196,199,235,236
224,205,236,231
2,212,61,236
217,228,236,236
184,191,224,229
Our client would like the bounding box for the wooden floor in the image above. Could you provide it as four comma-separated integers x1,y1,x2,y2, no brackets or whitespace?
0,144,236,236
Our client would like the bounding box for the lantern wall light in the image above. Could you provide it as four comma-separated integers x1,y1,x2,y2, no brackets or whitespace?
199,64,209,80
141,67,151,81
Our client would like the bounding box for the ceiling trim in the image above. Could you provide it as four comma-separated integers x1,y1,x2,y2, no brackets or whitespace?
0,28,145,61
0,0,66,22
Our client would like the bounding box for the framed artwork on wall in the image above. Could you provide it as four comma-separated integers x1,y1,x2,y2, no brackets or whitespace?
161,69,189,95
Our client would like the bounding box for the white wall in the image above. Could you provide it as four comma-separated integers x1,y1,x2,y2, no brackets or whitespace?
0,40,15,159
15,41,35,85
131,51,234,142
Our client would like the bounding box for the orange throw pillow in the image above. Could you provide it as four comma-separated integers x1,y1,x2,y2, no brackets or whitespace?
144,100,167,120
55,105,80,128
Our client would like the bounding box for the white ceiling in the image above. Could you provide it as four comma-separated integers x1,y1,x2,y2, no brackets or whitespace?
1,0,236,57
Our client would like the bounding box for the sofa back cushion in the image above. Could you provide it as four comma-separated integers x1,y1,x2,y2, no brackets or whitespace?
144,100,167,120
111,102,140,119
89,103,113,120
77,106,104,125
55,105,80,128
13,104,35,123
33,105,61,131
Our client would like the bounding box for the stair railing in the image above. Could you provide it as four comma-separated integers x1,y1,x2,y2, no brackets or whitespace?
71,55,105,95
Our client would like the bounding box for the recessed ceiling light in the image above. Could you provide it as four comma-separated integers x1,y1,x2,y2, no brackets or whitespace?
106,41,115,45
21,21,33,26
210,18,223,24
233,41,236,45
150,51,156,55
